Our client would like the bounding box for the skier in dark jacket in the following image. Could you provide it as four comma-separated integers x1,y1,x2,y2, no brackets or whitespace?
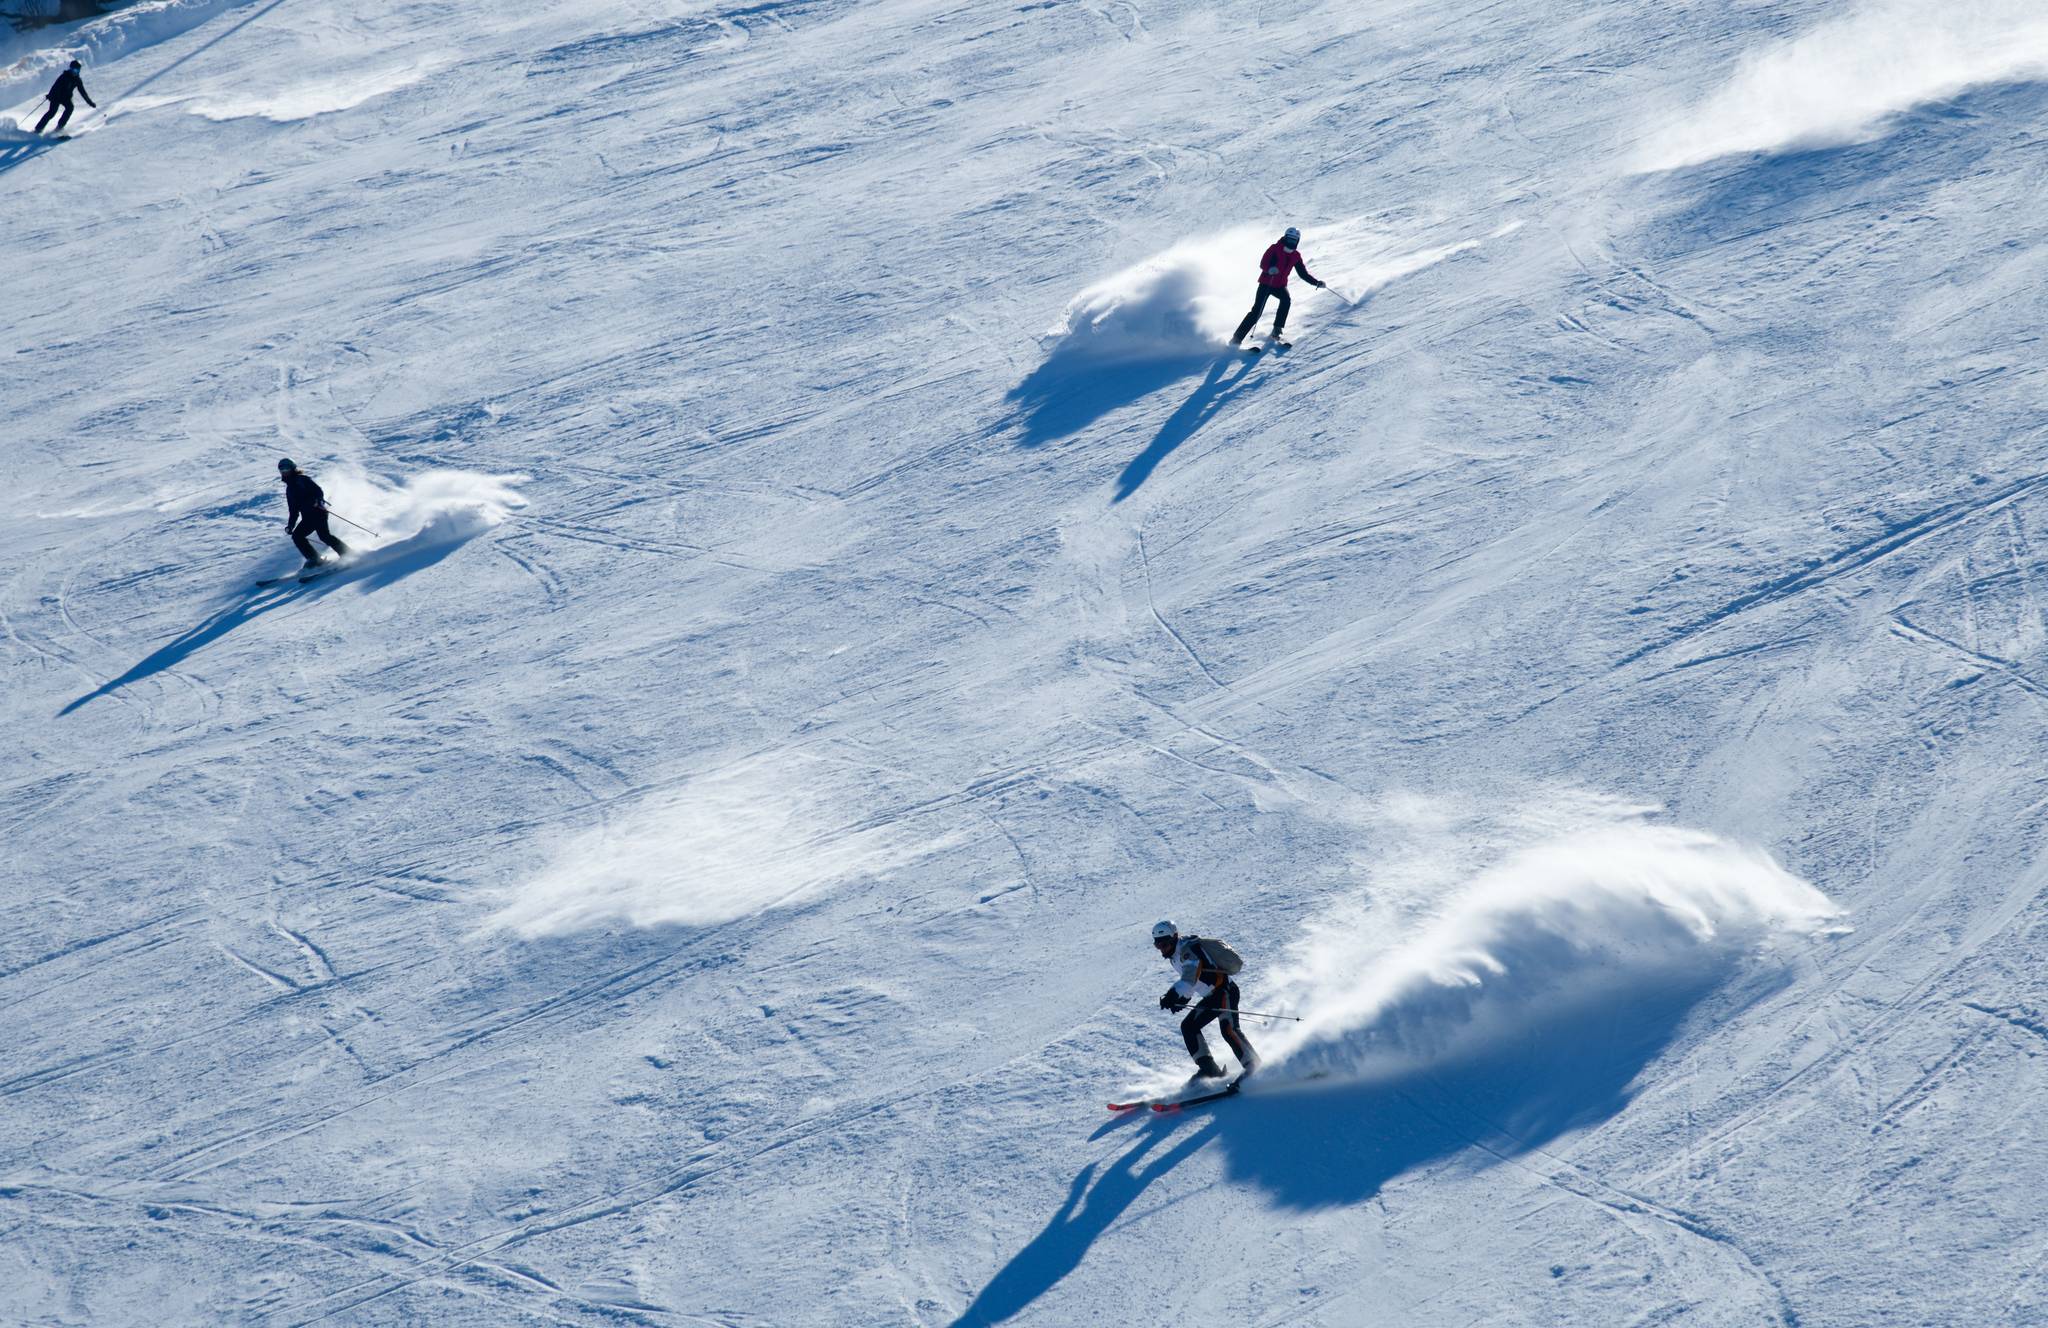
278,459,349,568
1230,226,1324,350
34,61,96,136
1153,920,1259,1080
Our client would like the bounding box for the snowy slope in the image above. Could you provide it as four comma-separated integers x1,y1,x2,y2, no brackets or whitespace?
5,0,2048,1324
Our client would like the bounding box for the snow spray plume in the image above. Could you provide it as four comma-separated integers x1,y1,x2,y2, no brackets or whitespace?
1262,824,1844,1082
1634,0,2048,172
318,468,527,548
486,754,953,938
1036,226,1268,365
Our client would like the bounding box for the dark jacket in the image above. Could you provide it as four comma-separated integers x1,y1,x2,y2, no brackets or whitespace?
46,70,93,108
282,472,326,523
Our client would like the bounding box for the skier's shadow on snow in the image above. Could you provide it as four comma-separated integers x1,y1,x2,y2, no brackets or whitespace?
1006,349,1215,448
0,137,61,175
59,537,467,715
953,976,1725,1324
1113,354,1261,502
949,1117,1220,1328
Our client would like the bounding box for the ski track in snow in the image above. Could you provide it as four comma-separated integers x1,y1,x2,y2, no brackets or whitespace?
5,0,2048,1324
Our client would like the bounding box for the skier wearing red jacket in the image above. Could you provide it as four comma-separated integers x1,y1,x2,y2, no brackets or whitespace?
1230,225,1324,351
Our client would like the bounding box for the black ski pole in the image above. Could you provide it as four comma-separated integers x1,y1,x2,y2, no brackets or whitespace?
324,508,382,538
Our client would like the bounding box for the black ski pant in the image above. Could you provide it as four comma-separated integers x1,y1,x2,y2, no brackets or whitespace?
1181,980,1257,1069
35,99,75,134
1231,285,1291,344
290,510,348,562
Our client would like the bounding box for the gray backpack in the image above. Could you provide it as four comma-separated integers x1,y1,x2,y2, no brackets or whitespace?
1190,935,1245,976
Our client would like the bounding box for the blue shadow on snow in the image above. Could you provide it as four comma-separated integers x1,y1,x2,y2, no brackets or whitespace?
1113,352,1263,502
1006,349,1220,449
0,136,61,174
949,1118,1220,1328
59,534,469,715
953,972,1717,1324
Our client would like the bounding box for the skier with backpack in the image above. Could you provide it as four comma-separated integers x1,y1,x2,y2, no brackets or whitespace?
1153,920,1260,1081
34,61,96,136
277,459,349,569
1230,225,1325,352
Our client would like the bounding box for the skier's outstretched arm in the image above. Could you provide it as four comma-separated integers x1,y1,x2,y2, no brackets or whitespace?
1294,253,1325,288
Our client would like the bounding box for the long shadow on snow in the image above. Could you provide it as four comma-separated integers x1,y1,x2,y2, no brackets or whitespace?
952,978,1711,1324
950,1117,1220,1327
1007,349,1220,448
59,534,468,715
1113,353,1263,502
1216,972,1716,1210
0,133,62,175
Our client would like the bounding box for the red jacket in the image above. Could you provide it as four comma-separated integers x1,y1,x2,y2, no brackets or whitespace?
1258,241,1316,289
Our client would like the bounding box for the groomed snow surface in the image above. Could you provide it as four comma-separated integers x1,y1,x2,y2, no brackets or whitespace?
4,0,2046,1324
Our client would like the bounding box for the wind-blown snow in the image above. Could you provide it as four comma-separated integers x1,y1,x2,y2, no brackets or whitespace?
489,753,950,937
1635,0,2048,171
1260,812,1844,1082
188,59,438,121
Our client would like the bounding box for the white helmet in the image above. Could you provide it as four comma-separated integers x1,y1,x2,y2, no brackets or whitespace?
1283,226,1301,242
1151,920,1178,941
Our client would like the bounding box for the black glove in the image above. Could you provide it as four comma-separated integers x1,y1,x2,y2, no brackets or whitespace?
1159,989,1189,1012
1312,278,1326,288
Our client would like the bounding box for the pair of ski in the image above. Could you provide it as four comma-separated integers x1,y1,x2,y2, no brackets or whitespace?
1108,1074,1245,1114
255,562,344,587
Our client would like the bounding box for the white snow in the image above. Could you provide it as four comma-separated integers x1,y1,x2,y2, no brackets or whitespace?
1634,0,2048,171
489,751,957,937
187,59,441,122
5,0,2048,1324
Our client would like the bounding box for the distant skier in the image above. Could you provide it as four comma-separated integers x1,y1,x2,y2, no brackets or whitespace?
278,459,349,568
34,61,96,136
1152,920,1259,1080
1230,225,1325,351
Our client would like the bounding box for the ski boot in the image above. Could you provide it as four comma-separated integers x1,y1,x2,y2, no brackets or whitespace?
1190,1055,1228,1082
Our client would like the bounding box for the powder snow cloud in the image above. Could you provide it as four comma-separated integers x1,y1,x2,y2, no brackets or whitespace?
1635,0,2048,171
487,753,952,938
